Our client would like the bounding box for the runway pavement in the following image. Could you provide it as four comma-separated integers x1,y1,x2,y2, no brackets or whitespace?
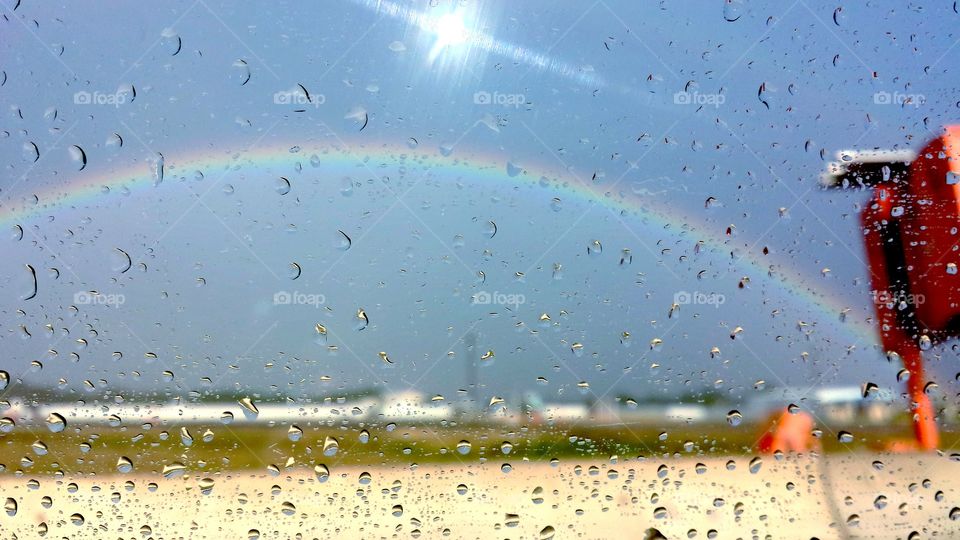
0,452,956,539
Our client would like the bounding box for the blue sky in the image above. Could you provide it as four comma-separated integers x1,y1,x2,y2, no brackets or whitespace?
2,0,959,407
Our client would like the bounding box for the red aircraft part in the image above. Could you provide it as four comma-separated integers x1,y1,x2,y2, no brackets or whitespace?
855,126,960,450
899,125,960,334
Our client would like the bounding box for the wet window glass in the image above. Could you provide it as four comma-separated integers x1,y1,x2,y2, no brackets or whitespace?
2,1,959,538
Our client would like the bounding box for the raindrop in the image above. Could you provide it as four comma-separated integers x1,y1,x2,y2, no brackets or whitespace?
161,27,181,55
199,477,215,495
288,262,302,280
356,308,370,330
275,176,291,195
233,59,251,85
45,412,66,433
723,0,744,22
162,462,186,479
150,153,164,186
587,239,603,256
117,456,133,473
239,397,259,419
23,264,38,300
336,229,352,251
22,141,39,162
323,436,340,456
68,145,87,171
32,440,48,455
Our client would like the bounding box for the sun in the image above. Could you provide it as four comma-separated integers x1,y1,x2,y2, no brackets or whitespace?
434,12,468,47
429,10,470,62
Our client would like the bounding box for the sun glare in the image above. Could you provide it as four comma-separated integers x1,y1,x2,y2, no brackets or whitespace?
429,10,469,61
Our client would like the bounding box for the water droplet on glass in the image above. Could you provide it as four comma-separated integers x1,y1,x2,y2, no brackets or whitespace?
162,462,186,479
45,412,66,433
31,440,48,455
275,176,291,195
117,456,133,473
199,477,215,495
323,436,340,456
587,239,603,256
239,397,259,419
314,464,330,482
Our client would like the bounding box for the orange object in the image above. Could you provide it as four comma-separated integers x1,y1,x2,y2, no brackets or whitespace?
758,408,815,454
826,127,960,450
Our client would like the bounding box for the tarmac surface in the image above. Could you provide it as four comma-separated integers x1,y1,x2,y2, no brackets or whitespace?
0,452,957,539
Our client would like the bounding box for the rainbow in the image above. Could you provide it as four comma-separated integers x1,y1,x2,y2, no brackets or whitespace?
2,139,878,345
